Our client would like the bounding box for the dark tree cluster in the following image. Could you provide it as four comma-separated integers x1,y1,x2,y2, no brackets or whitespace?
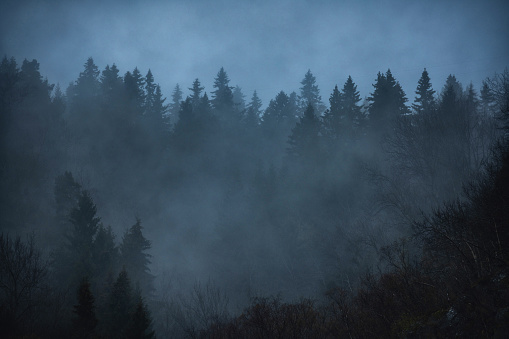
1,54,508,337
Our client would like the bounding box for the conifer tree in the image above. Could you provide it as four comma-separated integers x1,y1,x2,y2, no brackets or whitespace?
368,69,409,136
212,67,237,127
66,191,100,285
299,69,325,114
287,103,321,159
189,78,204,109
127,299,155,339
233,85,246,113
120,219,153,297
73,277,97,338
168,83,183,124
412,68,436,114
322,85,342,138
341,75,364,134
244,90,262,127
108,268,134,338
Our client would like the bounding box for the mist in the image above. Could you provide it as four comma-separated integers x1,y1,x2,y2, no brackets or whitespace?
1,0,509,338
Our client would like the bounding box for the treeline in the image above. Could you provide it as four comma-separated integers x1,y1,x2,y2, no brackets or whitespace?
1,55,508,337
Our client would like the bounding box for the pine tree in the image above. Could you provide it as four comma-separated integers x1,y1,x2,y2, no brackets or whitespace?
412,68,436,114
168,83,183,124
341,75,364,133
127,299,155,339
108,268,134,338
233,85,246,113
189,78,204,108
244,90,262,128
66,191,100,285
211,67,236,127
287,103,321,159
120,219,153,297
480,80,495,115
299,69,325,114
54,171,82,236
144,69,156,115
73,277,98,338
368,69,409,136
322,85,342,138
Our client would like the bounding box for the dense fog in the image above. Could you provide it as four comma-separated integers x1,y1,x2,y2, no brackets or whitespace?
1,1,509,338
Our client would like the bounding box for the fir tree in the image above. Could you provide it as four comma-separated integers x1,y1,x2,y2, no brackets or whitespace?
412,68,436,114
244,90,262,127
168,83,183,124
127,299,155,339
368,69,409,136
287,103,321,159
189,78,204,108
120,219,154,297
73,277,98,338
299,69,325,114
322,85,342,138
108,268,134,338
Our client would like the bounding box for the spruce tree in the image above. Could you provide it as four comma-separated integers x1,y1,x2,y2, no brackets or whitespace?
299,69,325,114
322,85,342,138
287,103,321,159
412,68,436,114
73,277,98,338
244,90,262,128
189,78,204,108
120,219,154,297
168,83,183,124
341,75,364,134
127,299,155,339
108,268,134,338
66,191,100,286
368,69,409,136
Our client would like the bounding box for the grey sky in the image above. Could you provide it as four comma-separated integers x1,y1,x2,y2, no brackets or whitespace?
1,0,508,108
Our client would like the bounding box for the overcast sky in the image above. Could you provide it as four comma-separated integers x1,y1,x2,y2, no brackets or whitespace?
1,0,508,108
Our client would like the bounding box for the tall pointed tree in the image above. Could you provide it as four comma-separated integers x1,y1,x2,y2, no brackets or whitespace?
368,69,409,136
120,219,153,297
189,78,204,109
412,68,436,114
168,83,183,124
73,277,98,338
107,268,134,338
299,69,325,114
287,103,321,159
244,90,262,128
322,85,342,138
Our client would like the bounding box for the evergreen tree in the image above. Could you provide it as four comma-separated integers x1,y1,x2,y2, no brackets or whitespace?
211,67,236,127
73,57,100,99
287,103,321,159
144,69,156,117
299,69,325,114
93,224,118,285
54,171,82,237
73,277,97,338
168,83,183,124
189,78,204,109
244,90,262,127
108,268,134,338
120,219,153,297
480,80,495,115
233,85,246,113
412,68,436,114
368,69,409,136
127,299,155,339
341,75,364,134
68,191,100,282
322,85,342,138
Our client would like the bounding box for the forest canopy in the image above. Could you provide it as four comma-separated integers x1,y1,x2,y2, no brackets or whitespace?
1,55,508,337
